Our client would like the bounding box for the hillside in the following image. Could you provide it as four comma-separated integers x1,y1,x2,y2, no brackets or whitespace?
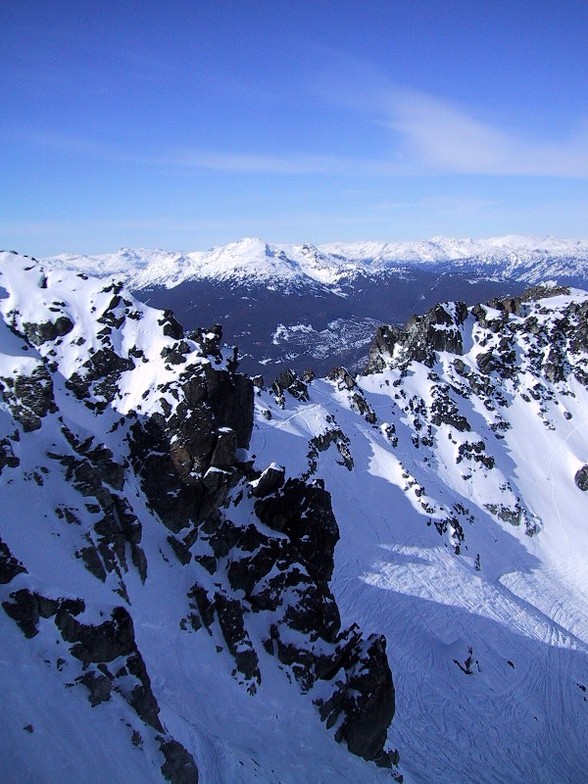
2,249,588,783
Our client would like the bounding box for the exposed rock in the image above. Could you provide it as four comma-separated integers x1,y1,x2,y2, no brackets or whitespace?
158,310,184,340
159,738,199,784
272,369,309,404
215,593,261,688
126,650,164,730
0,537,27,584
129,364,253,532
2,590,84,639
254,478,339,584
317,633,395,762
327,366,356,390
574,464,588,491
306,428,353,475
79,669,113,706
366,302,468,372
56,605,136,664
2,588,41,638
0,364,57,431
22,316,74,346
210,428,237,469
249,464,285,498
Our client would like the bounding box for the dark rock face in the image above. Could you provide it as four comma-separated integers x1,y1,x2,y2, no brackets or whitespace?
177,469,396,759
255,478,339,585
159,738,199,784
129,363,254,533
366,302,468,372
56,605,136,664
79,670,113,706
318,633,395,763
574,464,588,491
22,316,74,346
215,593,261,685
0,537,27,584
0,364,57,431
249,464,285,498
2,588,43,638
272,369,309,406
365,325,403,374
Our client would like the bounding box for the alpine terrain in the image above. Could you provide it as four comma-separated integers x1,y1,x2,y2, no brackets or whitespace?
43,235,588,377
1,242,588,783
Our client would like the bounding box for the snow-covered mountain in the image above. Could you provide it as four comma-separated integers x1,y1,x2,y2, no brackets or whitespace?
41,236,588,377
44,235,588,290
2,248,588,782
0,251,395,784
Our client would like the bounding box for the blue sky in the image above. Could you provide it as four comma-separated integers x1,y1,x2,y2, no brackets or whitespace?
1,0,587,255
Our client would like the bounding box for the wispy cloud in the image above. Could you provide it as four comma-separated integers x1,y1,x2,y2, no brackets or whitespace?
10,87,588,180
382,88,588,177
163,148,413,176
8,131,414,176
167,150,337,175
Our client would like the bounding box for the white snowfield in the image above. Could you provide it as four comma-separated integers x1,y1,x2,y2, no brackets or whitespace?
1,249,588,783
251,290,588,784
41,234,588,290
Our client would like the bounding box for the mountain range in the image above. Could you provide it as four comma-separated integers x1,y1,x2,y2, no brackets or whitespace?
41,235,588,377
2,241,588,782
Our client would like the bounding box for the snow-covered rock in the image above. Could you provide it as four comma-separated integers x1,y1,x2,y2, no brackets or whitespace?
0,251,396,784
3,244,588,783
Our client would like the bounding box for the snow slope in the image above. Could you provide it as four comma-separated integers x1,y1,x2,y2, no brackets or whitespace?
3,247,588,783
250,289,588,783
0,251,396,784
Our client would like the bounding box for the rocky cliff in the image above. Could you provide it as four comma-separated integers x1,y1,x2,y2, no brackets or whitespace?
0,252,396,784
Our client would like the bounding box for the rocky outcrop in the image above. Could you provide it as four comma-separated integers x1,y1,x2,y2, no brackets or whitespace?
0,537,26,584
255,478,339,584
272,368,310,406
316,631,395,764
574,465,588,491
366,301,468,372
159,738,199,784
22,316,74,346
0,364,57,431
129,363,254,533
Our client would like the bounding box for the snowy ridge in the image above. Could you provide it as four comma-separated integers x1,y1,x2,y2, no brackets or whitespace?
40,235,588,291
3,247,588,783
252,287,588,783
0,251,396,784
43,239,344,291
